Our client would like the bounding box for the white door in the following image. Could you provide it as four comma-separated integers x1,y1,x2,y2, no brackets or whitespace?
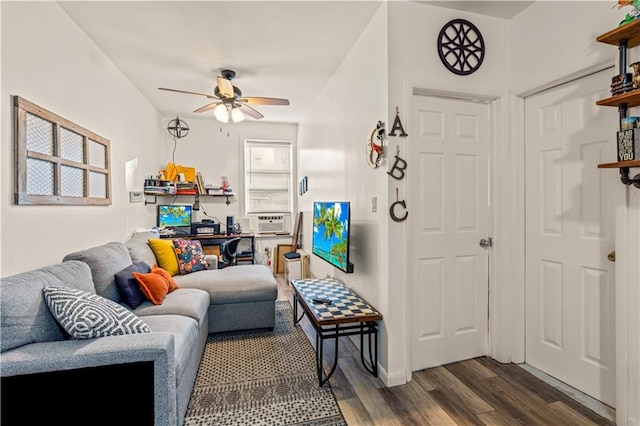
410,94,490,371
525,70,617,406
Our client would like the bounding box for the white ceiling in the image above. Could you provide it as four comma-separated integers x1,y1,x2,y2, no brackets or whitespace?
58,1,534,124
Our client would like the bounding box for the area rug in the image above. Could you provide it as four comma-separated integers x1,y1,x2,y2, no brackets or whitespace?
183,301,347,426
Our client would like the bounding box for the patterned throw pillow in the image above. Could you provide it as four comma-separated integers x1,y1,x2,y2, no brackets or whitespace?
42,286,151,339
173,239,208,275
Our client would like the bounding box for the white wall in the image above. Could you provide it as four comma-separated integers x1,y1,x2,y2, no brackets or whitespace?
155,115,298,268
297,3,390,372
510,1,617,95
1,2,162,276
156,114,298,226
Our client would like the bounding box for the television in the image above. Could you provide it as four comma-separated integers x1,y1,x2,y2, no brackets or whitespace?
312,201,353,273
157,205,192,229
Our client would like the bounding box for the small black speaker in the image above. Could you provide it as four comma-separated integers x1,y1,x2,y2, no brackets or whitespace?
226,215,235,235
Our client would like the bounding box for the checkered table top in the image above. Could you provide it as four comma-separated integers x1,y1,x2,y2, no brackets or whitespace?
292,278,382,325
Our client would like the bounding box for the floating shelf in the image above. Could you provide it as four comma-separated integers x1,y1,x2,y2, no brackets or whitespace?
597,19,640,48
596,89,640,108
598,160,640,169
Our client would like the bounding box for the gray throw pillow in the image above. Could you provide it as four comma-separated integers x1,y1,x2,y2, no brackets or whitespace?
42,286,151,339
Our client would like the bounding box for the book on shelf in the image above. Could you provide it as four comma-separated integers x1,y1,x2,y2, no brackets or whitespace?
196,172,206,195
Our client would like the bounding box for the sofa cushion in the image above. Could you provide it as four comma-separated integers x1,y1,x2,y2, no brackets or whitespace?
0,261,94,352
115,262,151,309
173,265,277,305
42,286,151,339
126,234,159,268
172,239,208,275
148,239,180,277
134,288,209,326
63,242,132,303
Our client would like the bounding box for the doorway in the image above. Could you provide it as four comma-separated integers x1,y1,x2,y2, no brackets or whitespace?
524,69,617,407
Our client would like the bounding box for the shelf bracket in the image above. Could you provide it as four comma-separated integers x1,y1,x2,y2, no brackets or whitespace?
144,194,158,205
225,195,231,205
620,167,640,188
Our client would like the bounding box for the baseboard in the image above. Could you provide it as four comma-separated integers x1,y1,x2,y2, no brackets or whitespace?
378,365,407,387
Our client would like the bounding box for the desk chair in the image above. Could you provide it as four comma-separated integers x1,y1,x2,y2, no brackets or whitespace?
220,237,242,267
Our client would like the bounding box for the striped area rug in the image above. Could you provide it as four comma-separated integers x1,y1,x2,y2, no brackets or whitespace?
184,301,346,426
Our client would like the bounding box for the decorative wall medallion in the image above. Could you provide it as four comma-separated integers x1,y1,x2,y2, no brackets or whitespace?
367,121,385,168
437,19,485,76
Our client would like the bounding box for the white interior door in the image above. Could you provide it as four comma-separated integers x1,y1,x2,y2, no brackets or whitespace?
525,69,617,406
410,94,490,371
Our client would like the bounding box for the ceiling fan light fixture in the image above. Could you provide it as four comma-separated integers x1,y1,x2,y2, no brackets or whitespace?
214,103,229,123
231,106,245,123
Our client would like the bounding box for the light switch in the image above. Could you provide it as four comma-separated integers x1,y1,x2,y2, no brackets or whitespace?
371,196,377,212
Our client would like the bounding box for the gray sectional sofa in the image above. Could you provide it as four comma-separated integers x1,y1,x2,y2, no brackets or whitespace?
0,231,278,426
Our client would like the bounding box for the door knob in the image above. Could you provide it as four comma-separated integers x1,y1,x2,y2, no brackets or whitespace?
608,251,615,262
479,238,493,248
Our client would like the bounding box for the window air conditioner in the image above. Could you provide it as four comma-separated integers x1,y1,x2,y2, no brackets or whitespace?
255,214,290,234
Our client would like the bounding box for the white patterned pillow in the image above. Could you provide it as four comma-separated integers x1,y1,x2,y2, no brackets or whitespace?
42,286,151,339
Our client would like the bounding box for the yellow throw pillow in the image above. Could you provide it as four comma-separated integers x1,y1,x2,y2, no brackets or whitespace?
147,239,180,276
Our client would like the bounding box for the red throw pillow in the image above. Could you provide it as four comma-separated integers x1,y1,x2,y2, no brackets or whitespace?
152,265,179,293
132,271,169,305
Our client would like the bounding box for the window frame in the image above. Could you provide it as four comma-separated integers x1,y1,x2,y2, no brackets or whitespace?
14,96,111,205
243,139,293,216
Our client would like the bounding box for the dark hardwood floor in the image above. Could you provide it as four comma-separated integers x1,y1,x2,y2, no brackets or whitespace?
275,275,616,425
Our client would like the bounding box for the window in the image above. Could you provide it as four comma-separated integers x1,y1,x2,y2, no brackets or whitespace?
14,96,111,205
244,140,292,214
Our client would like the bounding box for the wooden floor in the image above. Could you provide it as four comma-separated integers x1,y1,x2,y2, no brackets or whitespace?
275,275,616,426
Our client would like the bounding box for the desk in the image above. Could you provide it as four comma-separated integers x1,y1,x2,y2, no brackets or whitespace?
164,233,255,264
291,277,382,386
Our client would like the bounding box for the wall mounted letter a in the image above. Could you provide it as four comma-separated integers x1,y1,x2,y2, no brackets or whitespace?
389,107,408,137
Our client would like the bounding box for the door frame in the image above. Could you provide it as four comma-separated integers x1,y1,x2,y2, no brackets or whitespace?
403,85,525,374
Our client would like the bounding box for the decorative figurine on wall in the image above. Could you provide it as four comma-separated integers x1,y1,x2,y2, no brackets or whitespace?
618,0,640,26
367,121,385,168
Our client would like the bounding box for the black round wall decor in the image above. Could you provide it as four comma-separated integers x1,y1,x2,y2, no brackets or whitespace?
437,19,485,76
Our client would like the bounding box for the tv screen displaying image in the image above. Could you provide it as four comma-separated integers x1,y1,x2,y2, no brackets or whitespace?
312,201,353,273
157,205,192,228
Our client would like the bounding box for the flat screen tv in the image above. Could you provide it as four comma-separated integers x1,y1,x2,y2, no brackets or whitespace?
312,201,353,273
157,205,192,229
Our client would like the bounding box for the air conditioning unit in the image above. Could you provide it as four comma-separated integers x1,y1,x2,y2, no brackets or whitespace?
255,214,290,234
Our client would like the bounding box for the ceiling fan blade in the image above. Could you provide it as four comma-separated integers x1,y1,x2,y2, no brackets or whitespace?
237,103,264,120
216,76,235,98
193,102,220,113
158,87,217,99
238,97,290,106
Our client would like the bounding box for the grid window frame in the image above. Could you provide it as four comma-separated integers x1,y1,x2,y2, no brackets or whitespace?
14,96,111,205
243,139,293,215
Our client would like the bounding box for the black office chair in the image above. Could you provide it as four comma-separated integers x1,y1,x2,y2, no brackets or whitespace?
220,237,242,267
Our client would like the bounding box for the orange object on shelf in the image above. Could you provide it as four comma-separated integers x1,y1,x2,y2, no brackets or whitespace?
165,163,196,182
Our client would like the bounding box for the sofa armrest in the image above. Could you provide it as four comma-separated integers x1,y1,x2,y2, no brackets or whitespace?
206,254,218,270
1,333,177,425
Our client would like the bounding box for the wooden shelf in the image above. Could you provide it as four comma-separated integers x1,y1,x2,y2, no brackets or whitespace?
596,89,640,108
597,19,640,48
597,160,640,168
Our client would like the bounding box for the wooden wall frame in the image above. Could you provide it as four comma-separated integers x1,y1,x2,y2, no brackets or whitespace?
14,96,111,205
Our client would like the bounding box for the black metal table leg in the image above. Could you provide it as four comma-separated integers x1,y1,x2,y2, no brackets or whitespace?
316,325,340,386
292,292,305,326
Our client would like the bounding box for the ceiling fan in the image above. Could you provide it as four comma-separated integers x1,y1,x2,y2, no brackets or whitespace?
158,69,289,123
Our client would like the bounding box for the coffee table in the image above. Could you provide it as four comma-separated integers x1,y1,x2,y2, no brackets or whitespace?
291,277,382,386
